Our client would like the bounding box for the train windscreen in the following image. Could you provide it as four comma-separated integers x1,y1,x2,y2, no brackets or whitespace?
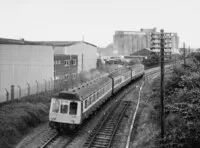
69,102,78,115
60,104,68,114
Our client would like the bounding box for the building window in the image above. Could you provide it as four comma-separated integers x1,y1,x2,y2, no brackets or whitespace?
54,60,61,65
64,74,68,80
64,60,70,67
55,76,60,80
72,73,76,79
71,59,76,65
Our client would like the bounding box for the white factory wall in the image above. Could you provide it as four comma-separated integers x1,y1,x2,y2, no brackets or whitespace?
0,44,54,102
54,42,97,73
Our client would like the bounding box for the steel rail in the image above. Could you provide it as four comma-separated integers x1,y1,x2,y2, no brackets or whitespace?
40,132,59,148
107,101,130,148
86,101,130,148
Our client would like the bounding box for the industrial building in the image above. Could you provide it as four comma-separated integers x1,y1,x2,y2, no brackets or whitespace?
113,28,179,56
113,31,148,55
51,41,98,73
54,54,78,90
0,38,54,102
0,38,98,102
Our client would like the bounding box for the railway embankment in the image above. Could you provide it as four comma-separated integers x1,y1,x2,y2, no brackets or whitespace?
130,53,200,148
0,92,52,148
129,75,161,147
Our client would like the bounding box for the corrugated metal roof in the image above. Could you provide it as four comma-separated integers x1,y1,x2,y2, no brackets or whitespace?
38,41,97,47
36,41,78,46
0,37,97,47
0,38,52,46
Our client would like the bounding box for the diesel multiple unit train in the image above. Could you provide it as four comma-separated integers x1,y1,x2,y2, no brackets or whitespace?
49,64,145,131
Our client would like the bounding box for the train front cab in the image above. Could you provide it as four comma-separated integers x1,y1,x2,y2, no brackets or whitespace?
49,97,82,130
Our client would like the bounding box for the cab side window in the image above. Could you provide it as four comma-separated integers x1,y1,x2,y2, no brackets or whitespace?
52,100,60,113
69,102,78,115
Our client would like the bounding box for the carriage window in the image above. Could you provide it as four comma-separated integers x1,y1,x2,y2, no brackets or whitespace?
52,100,60,113
92,94,95,102
60,104,68,114
99,90,101,96
69,102,78,115
89,97,92,105
95,93,97,101
85,100,88,109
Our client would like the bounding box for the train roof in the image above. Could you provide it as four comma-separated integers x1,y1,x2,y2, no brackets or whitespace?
109,67,130,77
55,74,111,101
53,64,144,101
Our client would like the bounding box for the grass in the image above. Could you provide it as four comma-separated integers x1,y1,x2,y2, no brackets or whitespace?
0,92,52,148
130,77,161,148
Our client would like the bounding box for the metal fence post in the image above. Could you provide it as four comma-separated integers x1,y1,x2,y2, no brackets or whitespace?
27,83,30,96
43,79,47,92
35,80,39,94
5,88,9,101
50,77,53,91
11,85,14,100
17,85,21,99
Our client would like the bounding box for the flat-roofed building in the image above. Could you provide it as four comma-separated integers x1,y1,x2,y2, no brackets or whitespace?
50,41,97,73
54,54,78,89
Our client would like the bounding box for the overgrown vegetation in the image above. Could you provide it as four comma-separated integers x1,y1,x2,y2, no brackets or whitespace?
162,52,200,148
132,52,200,147
142,53,160,68
0,92,52,148
142,52,179,69
130,78,161,148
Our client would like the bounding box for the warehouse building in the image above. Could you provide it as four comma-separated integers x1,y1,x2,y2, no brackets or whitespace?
0,38,54,102
48,41,97,73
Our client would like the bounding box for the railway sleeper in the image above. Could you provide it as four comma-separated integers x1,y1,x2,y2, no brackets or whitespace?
98,132,112,136
95,139,110,142
96,135,111,139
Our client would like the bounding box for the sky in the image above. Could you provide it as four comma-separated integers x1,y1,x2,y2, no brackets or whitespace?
0,0,199,48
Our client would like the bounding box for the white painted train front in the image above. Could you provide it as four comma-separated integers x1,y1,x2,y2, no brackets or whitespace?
49,64,144,131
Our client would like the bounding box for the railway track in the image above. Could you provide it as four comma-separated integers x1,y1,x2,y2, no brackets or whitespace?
38,67,165,148
145,64,173,80
40,132,59,148
84,101,131,148
39,131,76,148
37,79,138,148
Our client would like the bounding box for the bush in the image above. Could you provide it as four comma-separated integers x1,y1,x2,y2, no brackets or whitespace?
162,54,200,147
0,94,51,147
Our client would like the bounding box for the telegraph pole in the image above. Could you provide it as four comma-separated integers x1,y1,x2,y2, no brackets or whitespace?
160,29,165,139
151,29,172,140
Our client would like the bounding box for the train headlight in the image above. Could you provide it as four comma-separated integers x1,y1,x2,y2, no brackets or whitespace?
71,115,76,118
50,117,56,121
